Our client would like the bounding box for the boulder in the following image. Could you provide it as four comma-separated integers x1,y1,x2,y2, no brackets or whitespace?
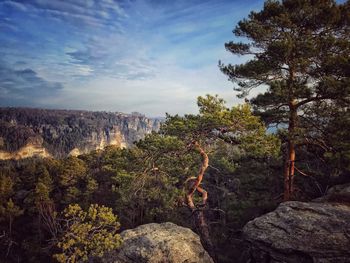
243,201,350,263
104,222,214,263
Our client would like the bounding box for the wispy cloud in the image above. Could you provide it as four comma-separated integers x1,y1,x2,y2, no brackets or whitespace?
0,0,264,115
12,0,127,30
0,61,63,106
1,1,27,11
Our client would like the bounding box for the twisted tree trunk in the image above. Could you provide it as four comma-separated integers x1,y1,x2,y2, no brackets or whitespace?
185,141,217,262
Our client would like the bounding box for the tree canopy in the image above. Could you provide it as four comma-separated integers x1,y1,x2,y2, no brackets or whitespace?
220,0,350,200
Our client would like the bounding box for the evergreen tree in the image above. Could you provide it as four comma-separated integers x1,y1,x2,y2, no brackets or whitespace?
57,157,88,205
54,204,121,262
161,95,279,260
0,174,23,258
220,0,350,200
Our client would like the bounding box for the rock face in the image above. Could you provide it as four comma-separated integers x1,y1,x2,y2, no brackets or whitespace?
0,107,162,159
243,201,350,263
0,136,51,160
104,222,213,263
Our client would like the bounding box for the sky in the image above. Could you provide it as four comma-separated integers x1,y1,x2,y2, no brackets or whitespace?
0,0,265,116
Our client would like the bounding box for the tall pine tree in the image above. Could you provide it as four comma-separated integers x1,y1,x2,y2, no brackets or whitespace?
220,0,350,200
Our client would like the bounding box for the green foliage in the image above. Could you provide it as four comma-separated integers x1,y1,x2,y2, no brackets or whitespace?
54,204,121,263
0,99,282,262
0,173,23,223
221,0,349,200
34,166,53,204
100,136,191,227
0,174,14,202
325,110,350,174
220,0,349,121
197,94,227,116
162,95,280,158
307,103,350,178
0,173,23,261
57,157,88,205
221,0,349,116
0,198,23,224
58,157,87,187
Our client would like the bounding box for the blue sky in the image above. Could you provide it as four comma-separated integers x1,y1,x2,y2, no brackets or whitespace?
0,0,265,116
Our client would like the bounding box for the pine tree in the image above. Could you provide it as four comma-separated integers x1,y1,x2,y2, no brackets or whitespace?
53,204,121,262
220,0,350,200
0,174,23,257
161,95,279,261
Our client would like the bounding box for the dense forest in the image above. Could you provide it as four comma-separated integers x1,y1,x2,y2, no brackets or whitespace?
0,95,348,262
0,0,349,262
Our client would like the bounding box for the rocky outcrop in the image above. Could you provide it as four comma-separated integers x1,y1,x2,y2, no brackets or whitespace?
103,222,213,263
0,136,51,160
243,200,350,263
0,107,162,159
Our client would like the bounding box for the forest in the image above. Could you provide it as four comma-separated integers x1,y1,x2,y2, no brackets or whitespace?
0,0,349,262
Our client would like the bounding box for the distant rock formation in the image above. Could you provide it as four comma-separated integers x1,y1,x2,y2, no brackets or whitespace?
103,222,213,263
0,107,162,159
0,136,51,160
242,186,350,263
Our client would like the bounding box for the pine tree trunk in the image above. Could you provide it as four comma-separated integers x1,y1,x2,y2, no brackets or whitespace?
192,209,217,262
185,142,217,262
284,102,297,201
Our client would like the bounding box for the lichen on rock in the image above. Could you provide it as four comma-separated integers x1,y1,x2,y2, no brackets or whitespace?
103,222,214,263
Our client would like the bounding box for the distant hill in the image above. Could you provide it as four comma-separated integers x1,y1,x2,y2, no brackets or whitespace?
0,107,162,159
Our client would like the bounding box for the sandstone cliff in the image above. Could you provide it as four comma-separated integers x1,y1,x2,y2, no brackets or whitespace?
0,107,161,159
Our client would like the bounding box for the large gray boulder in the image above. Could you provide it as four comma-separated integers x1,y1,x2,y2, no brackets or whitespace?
104,222,214,263
243,201,350,263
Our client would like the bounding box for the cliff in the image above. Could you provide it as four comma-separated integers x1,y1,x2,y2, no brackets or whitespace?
0,107,161,159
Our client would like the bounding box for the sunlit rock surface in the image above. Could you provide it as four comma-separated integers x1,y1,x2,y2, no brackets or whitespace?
104,222,214,263
0,136,51,159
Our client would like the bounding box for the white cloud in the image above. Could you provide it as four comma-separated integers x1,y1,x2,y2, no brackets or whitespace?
1,0,264,115
48,61,244,116
13,0,126,31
